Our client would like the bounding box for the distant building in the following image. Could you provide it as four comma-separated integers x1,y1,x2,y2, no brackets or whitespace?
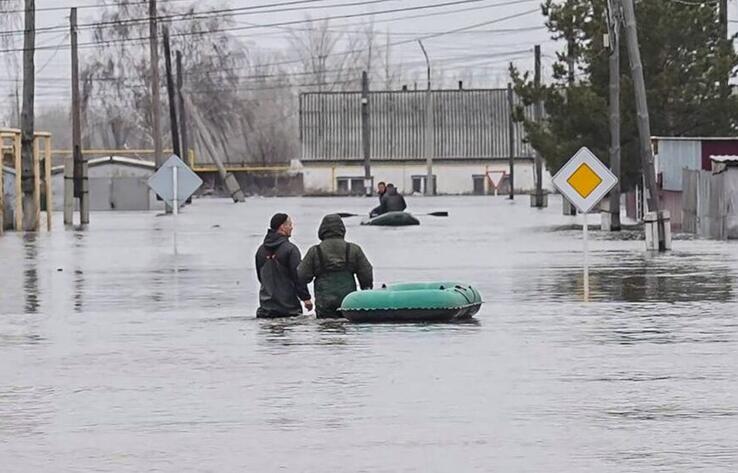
49,156,163,211
299,88,553,195
631,136,738,233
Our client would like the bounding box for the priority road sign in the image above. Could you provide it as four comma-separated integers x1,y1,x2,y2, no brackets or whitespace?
552,147,618,302
552,147,617,214
147,154,203,211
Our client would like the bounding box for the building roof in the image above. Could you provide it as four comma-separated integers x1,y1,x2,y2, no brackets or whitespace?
710,155,738,162
300,88,536,162
652,136,738,142
51,156,155,174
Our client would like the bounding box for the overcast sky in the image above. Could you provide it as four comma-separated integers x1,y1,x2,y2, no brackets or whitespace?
1,0,737,111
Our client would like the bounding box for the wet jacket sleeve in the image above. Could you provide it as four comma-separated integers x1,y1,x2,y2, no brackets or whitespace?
352,244,373,290
399,194,407,211
255,247,264,283
289,245,311,301
297,246,316,286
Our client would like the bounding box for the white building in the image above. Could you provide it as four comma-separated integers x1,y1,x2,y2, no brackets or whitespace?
299,88,553,195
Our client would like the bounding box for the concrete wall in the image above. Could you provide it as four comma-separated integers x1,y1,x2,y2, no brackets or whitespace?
302,160,553,195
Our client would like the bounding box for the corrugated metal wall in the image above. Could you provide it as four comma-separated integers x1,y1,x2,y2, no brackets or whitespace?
300,89,535,161
657,139,701,191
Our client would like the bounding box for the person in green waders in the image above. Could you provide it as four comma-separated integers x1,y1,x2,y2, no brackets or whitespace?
298,214,373,318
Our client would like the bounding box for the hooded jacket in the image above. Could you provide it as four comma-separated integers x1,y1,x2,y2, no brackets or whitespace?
255,229,311,317
297,214,373,317
380,186,407,213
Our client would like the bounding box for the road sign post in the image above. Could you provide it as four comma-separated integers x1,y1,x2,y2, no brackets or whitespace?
148,155,202,254
486,171,506,197
552,147,618,301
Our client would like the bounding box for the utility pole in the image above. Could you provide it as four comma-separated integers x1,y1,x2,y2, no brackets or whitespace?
149,0,162,169
361,70,372,196
507,81,515,200
20,0,35,231
68,7,79,226
176,50,188,165
719,0,729,99
70,7,89,226
163,27,180,158
621,0,666,250
419,40,434,196
149,0,168,213
607,0,621,231
532,45,544,208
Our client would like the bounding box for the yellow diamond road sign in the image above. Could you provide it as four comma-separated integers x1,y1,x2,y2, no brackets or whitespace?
552,147,618,213
567,163,602,198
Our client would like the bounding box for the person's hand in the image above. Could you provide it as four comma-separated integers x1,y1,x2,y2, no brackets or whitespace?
303,299,314,312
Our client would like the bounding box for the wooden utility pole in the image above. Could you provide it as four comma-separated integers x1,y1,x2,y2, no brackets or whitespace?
507,81,515,200
361,70,371,196
20,0,35,231
419,40,434,196
163,27,180,158
149,0,162,169
719,0,729,98
69,7,86,226
607,0,622,231
621,0,660,214
176,50,188,163
533,45,544,207
621,0,666,251
186,95,245,202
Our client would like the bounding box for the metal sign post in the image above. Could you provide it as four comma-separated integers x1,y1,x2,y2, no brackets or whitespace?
148,154,202,254
552,147,618,301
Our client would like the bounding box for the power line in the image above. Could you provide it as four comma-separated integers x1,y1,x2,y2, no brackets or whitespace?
0,0,485,38
230,0,538,39
0,1,539,53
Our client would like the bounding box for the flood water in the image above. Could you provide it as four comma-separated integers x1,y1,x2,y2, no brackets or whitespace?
1,195,737,472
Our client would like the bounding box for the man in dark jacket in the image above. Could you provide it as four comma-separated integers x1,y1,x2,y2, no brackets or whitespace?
379,183,407,213
297,214,373,318
255,213,313,318
370,181,387,218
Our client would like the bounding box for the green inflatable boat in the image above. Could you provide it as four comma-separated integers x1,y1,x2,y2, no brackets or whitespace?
340,282,482,323
361,211,420,226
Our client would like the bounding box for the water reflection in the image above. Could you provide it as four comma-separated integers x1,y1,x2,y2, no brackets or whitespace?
23,234,39,314
72,232,85,312
527,251,734,303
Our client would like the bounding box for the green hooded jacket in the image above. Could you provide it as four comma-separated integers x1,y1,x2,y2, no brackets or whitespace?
297,214,373,318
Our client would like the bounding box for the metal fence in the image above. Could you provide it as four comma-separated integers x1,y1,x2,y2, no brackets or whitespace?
300,89,535,161
682,169,727,239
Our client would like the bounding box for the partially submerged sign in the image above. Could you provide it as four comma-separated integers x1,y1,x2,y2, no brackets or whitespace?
147,154,202,209
552,147,617,213
552,147,618,302
486,170,506,189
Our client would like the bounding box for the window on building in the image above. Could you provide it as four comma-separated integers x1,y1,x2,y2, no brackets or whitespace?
350,178,365,195
336,177,350,194
336,177,366,195
411,175,437,194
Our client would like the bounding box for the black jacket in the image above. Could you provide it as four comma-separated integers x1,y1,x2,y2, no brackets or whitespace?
380,187,407,213
255,229,311,317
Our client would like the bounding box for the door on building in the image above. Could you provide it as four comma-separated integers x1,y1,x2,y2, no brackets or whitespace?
472,175,485,195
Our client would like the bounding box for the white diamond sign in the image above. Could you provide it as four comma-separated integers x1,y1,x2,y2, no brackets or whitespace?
147,154,203,208
552,147,618,213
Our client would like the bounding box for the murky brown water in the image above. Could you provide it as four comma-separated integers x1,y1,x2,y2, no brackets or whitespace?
1,196,737,472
